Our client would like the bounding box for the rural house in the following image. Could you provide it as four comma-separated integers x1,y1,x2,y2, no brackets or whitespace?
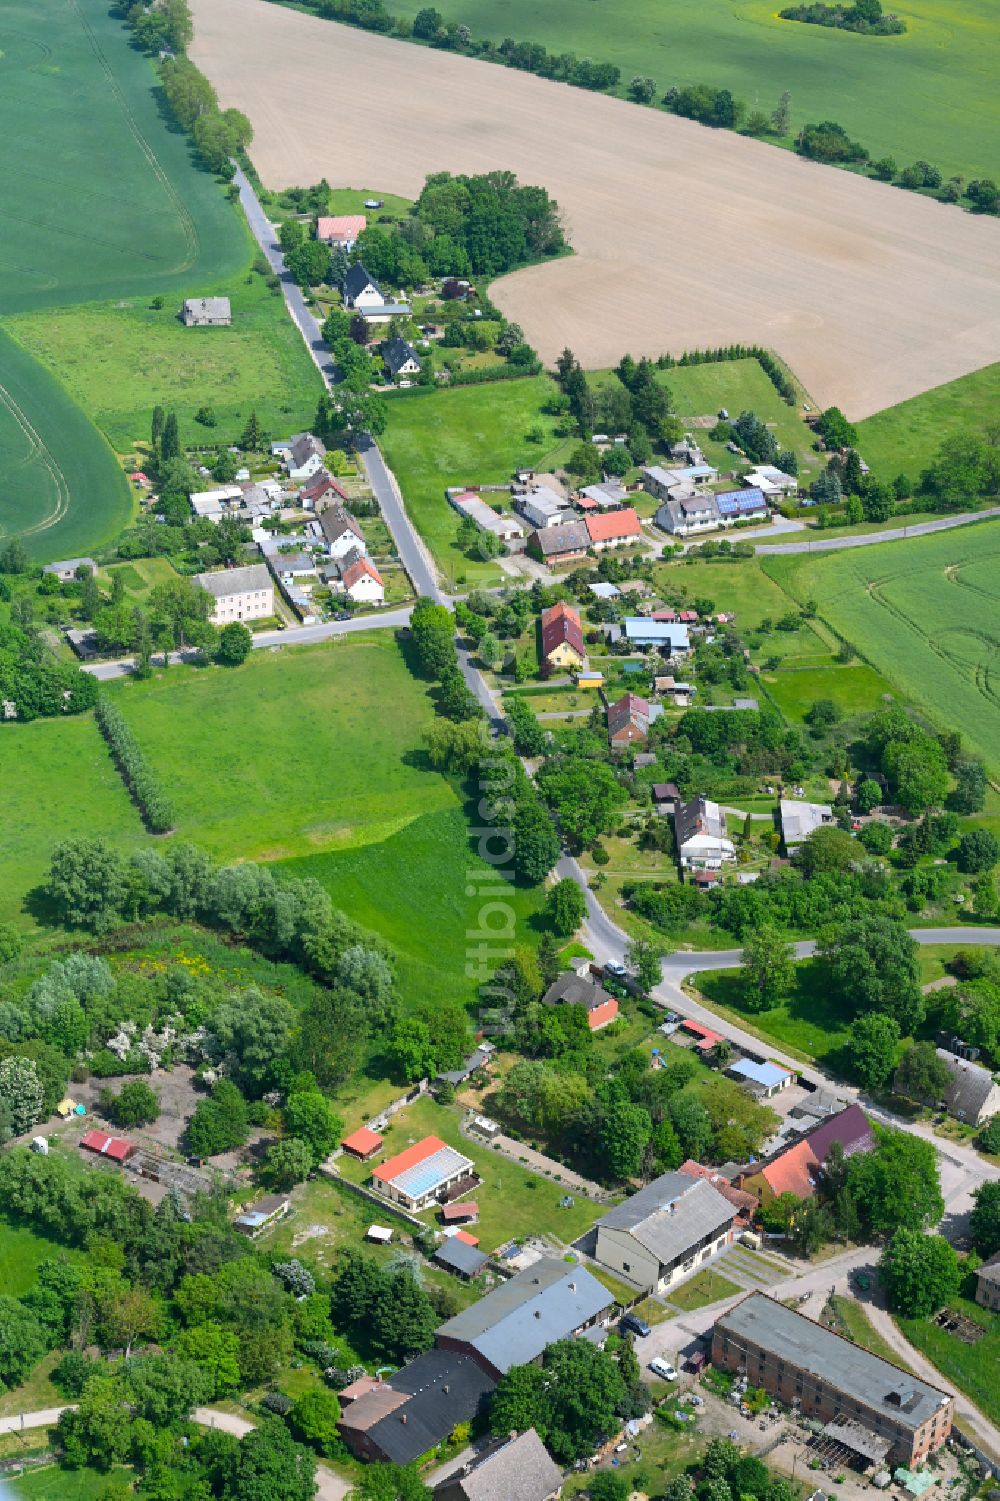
516,485,570,530
432,1430,562,1501
194,564,274,626
677,1160,759,1219
737,1103,874,1205
434,1237,489,1281
316,213,366,248
607,691,652,747
933,1050,1000,1125
285,433,327,482
342,262,409,322
781,798,834,850
585,507,642,551
975,1251,1000,1312
594,1170,739,1293
372,1136,477,1212
527,520,591,565
234,1193,290,1237
383,335,422,381
435,1258,612,1379
624,618,690,654
577,479,627,509
299,469,349,511
729,1058,795,1098
642,463,719,501
540,600,586,671
189,485,243,522
675,796,736,871
43,557,97,582
338,1351,496,1465
656,494,721,537
340,554,385,604
317,503,367,559
712,1295,954,1469
715,487,769,523
541,970,619,1031
743,465,798,497
181,296,231,327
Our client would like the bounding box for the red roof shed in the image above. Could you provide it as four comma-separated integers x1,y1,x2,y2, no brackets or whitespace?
80,1130,135,1163
341,1126,384,1160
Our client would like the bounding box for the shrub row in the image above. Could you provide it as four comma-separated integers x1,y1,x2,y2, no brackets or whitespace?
447,361,542,387
94,697,174,834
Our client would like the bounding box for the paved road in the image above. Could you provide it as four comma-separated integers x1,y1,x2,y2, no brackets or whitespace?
83,607,414,679
755,506,1000,554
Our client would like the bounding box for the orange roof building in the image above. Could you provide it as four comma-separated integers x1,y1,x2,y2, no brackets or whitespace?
372,1135,477,1212
316,214,367,246
585,507,641,551
341,1126,384,1160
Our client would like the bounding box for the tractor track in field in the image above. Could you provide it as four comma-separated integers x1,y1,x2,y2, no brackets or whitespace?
65,0,201,275
0,379,71,538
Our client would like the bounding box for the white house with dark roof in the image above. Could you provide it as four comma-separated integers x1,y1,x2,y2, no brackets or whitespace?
383,335,422,381
342,263,410,323
285,433,327,482
675,795,736,870
316,503,367,560
595,1170,739,1293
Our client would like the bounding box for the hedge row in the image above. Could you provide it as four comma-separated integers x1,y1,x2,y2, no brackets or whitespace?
448,362,542,387
94,697,174,834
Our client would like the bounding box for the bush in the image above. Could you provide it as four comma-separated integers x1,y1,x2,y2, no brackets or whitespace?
100,1080,160,1128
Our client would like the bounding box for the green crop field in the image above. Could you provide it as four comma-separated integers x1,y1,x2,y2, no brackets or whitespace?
0,714,146,924
765,522,1000,775
0,327,133,561
382,0,1000,183
857,362,1000,481
104,636,544,1008
0,0,245,312
7,270,324,453
381,377,563,585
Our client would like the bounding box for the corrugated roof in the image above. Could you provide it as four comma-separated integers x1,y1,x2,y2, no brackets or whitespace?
716,1294,951,1430
434,1238,489,1276
436,1258,611,1374
598,1172,737,1266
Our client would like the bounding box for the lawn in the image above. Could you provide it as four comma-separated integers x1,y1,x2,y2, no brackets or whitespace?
380,377,563,585
0,714,146,926
857,363,1000,482
379,0,1000,183
653,555,816,635
694,963,854,1068
335,1093,606,1252
655,360,818,478
666,1267,743,1312
9,1466,129,1500
0,326,133,562
761,662,894,723
898,1296,1000,1427
8,267,324,453
0,1218,74,1297
764,523,1000,775
105,634,544,1010
0,0,246,312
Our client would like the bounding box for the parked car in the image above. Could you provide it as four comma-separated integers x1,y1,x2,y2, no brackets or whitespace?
620,1312,651,1338
605,961,627,979
649,1358,678,1381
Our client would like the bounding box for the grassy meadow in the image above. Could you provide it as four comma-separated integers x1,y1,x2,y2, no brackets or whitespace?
651,359,820,479
0,327,133,561
7,268,324,453
764,522,1000,775
380,377,563,585
856,361,1000,481
381,0,1000,183
0,0,245,312
0,715,146,924
99,635,544,1009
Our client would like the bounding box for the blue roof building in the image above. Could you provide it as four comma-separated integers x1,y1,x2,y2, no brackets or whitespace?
730,1058,795,1097
715,487,768,519
624,618,690,652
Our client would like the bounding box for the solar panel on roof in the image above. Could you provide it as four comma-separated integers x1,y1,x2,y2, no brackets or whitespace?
393,1145,470,1198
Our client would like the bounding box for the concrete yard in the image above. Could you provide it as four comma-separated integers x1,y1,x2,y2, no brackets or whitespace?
191,0,1000,418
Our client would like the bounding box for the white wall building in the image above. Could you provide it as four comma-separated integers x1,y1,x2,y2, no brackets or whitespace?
195,564,273,625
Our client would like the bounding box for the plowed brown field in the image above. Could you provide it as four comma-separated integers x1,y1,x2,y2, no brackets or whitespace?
190,0,1000,417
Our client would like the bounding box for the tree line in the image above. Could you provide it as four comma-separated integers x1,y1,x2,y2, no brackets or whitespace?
95,695,174,833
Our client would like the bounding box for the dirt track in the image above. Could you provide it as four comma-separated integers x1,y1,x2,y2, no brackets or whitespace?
190,0,1000,417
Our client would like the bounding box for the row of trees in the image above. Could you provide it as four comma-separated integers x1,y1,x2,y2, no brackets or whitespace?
780,0,906,35
157,55,252,176
95,695,174,833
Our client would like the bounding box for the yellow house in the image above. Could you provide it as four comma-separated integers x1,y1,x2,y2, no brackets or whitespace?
540,601,586,671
